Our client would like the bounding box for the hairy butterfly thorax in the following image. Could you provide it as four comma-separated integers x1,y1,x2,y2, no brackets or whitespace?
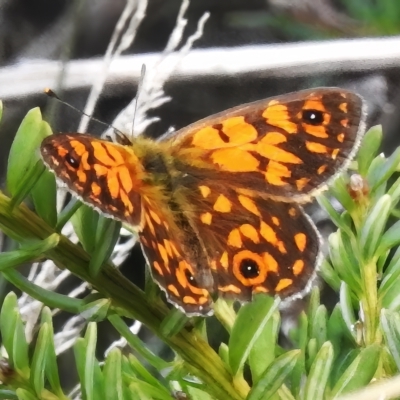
41,87,366,316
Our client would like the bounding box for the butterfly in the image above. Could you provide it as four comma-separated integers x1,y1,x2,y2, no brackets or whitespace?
40,88,366,316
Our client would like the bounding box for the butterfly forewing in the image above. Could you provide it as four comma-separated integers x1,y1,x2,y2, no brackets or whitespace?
41,134,143,226
169,88,365,202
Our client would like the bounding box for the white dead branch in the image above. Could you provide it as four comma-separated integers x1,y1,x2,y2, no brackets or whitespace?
1,36,400,100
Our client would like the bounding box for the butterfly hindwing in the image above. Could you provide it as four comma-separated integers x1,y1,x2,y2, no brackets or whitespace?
183,183,321,302
139,197,214,315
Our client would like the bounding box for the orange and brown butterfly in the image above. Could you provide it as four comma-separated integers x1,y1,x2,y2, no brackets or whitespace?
40,88,366,316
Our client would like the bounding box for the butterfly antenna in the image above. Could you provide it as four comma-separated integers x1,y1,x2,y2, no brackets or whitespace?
131,64,146,137
44,88,124,136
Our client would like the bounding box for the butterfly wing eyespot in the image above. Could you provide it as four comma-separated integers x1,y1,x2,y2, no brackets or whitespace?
301,109,324,125
238,258,261,280
65,153,80,168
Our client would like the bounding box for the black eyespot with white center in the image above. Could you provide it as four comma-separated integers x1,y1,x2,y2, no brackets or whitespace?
185,270,200,287
240,259,260,279
65,153,80,169
302,109,324,125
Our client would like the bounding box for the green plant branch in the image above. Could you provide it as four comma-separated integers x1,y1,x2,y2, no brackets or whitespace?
0,191,243,400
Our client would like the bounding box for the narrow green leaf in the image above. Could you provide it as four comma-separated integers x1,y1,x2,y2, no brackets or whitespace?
128,354,169,394
319,259,341,292
308,287,321,330
30,323,50,396
306,338,318,370
0,100,3,123
56,198,82,231
369,146,400,191
74,339,86,390
160,308,189,338
384,244,400,275
71,204,99,253
380,251,400,309
339,282,357,341
328,232,362,294
0,234,59,271
332,348,360,385
128,384,148,400
366,155,385,192
103,349,123,400
0,389,18,399
276,385,296,400
327,304,354,354
9,161,46,209
303,342,334,400
74,327,103,400
0,293,18,359
80,298,111,322
15,389,37,400
330,344,380,397
218,342,230,368
31,119,56,226
89,218,121,276
317,195,350,232
329,176,355,213
128,380,173,400
388,176,400,207
185,386,214,400
290,312,307,394
381,309,400,370
310,305,328,350
377,249,390,276
82,323,97,400
377,220,400,256
249,311,280,382
40,308,65,398
2,269,84,313
31,169,57,227
108,314,169,371
247,350,300,400
229,295,279,375
357,125,382,176
12,315,30,379
360,194,391,260
7,108,46,196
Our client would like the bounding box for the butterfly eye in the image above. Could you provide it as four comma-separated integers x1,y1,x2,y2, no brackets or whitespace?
240,259,260,279
302,109,324,125
65,153,80,169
